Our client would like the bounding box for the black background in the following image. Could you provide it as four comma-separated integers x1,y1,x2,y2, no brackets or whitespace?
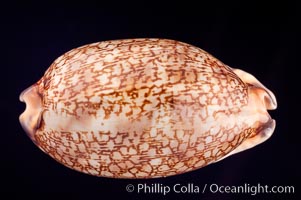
5,1,299,199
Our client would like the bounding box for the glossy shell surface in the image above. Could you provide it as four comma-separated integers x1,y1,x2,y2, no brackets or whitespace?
19,39,277,178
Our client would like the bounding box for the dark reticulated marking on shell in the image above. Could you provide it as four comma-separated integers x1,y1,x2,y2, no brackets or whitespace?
19,38,277,178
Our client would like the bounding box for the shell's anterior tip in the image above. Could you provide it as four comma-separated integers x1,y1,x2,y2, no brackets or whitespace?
221,119,276,159
266,119,276,137
19,84,43,142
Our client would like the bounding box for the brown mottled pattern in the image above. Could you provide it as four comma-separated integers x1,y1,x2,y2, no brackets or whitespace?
32,39,252,178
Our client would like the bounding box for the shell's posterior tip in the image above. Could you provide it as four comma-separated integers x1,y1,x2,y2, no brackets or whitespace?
19,84,43,143
231,68,277,111
251,86,277,112
265,89,277,110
